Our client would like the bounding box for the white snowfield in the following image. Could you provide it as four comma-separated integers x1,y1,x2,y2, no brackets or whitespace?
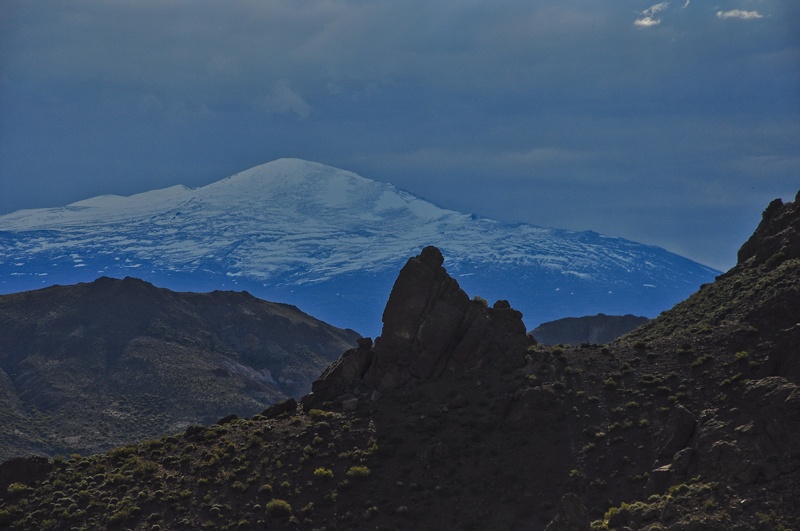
0,158,718,332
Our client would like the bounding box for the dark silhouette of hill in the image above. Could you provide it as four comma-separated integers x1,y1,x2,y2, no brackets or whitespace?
1,192,798,530
530,313,650,345
0,277,358,461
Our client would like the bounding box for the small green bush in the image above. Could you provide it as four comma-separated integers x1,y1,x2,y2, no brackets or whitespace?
266,499,292,516
6,483,32,496
313,467,334,480
346,465,371,478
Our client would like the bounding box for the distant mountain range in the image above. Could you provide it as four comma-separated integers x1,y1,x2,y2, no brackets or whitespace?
0,277,358,461
0,158,719,334
530,313,650,345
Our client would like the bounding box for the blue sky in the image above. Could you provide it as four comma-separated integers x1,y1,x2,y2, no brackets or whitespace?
1,0,798,271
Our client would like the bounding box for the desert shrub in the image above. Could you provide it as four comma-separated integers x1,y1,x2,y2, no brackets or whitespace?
0,508,16,525
266,499,292,516
307,409,334,420
346,465,371,478
6,483,32,496
734,351,749,361
107,500,140,524
473,295,489,306
313,468,334,480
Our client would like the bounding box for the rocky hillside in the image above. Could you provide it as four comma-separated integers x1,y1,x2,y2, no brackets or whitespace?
0,277,358,461
0,193,798,530
530,314,650,345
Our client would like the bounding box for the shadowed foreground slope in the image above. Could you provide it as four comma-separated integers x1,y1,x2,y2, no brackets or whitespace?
1,193,798,530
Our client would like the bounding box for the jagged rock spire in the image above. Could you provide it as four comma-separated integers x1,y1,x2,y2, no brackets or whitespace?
303,246,532,407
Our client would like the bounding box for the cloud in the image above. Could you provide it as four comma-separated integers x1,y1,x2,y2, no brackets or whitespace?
643,2,671,16
635,2,670,27
260,80,311,118
634,16,661,28
716,10,763,20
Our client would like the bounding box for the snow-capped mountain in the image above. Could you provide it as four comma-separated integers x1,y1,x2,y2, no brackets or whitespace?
0,158,719,335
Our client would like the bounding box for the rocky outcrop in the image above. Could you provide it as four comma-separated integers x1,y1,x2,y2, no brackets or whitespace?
304,246,533,404
737,191,800,268
301,342,374,409
364,246,532,391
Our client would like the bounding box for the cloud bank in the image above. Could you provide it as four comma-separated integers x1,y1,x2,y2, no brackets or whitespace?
716,10,764,20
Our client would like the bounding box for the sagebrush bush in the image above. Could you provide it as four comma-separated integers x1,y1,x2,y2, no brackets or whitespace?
266,498,292,516
313,467,334,480
346,465,371,478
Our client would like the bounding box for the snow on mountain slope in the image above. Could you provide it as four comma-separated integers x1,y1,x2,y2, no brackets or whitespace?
0,159,719,334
